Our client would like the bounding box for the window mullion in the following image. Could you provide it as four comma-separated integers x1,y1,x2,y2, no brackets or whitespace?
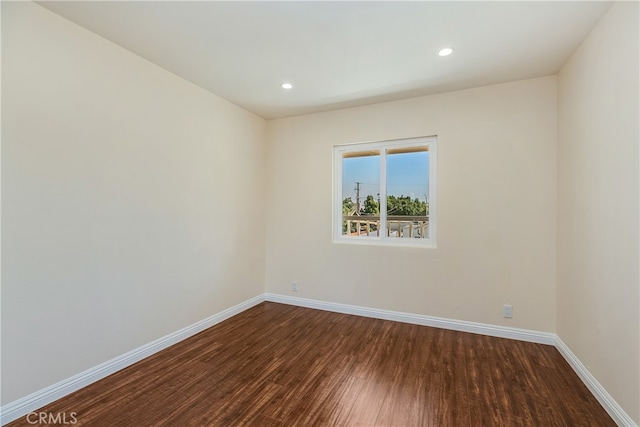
379,148,387,239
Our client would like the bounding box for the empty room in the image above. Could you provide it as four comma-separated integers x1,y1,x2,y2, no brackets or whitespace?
1,1,638,426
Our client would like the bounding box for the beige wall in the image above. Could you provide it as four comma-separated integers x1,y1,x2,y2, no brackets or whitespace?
4,0,637,421
266,76,557,332
557,2,639,423
1,2,266,404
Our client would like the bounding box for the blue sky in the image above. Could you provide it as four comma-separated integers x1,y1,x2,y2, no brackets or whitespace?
342,151,429,203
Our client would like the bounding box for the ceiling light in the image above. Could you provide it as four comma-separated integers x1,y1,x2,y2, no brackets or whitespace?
281,82,293,89
438,47,454,57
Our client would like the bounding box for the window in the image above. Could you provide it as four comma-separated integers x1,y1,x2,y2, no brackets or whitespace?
333,136,436,247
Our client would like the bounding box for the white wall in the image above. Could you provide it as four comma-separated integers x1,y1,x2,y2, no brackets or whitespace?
266,76,557,332
557,2,639,423
1,2,266,404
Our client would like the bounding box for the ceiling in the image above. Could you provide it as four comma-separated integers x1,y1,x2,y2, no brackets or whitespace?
38,1,612,120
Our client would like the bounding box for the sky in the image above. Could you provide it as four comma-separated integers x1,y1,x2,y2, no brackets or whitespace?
342,151,429,204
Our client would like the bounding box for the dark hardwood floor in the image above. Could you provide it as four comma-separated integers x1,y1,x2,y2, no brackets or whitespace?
8,302,615,426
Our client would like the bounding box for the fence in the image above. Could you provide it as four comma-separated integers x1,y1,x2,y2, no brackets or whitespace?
343,215,429,238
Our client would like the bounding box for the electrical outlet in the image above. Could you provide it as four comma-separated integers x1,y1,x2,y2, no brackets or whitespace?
503,304,513,318
292,281,298,292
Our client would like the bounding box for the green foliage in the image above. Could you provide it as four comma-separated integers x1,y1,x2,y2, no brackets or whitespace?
341,195,427,235
342,197,355,233
342,195,428,217
362,195,379,215
386,195,428,216
342,197,355,216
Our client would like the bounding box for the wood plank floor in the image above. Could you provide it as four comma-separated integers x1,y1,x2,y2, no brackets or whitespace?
8,302,615,426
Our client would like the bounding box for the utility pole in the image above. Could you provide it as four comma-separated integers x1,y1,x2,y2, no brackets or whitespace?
355,182,361,215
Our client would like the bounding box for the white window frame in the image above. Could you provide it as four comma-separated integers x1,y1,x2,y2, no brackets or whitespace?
333,136,437,248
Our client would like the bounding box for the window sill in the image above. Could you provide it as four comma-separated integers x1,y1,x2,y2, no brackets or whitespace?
332,236,437,249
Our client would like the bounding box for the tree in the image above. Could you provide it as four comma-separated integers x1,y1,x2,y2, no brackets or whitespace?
342,197,355,216
361,195,379,215
342,197,356,234
387,195,427,216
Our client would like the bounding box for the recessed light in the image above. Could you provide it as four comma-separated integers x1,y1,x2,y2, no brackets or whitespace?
281,82,293,89
438,47,454,57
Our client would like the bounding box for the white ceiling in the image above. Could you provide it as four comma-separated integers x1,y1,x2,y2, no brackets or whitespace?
38,1,612,119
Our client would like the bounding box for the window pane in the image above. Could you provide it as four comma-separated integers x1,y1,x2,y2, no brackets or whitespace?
386,147,429,239
342,151,380,237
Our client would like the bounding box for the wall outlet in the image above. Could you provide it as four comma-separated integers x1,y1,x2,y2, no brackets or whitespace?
503,304,513,318
291,281,298,292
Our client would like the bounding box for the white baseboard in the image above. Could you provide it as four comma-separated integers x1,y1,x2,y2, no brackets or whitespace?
0,294,265,425
266,293,636,427
265,293,556,345
555,337,637,427
3,293,635,427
